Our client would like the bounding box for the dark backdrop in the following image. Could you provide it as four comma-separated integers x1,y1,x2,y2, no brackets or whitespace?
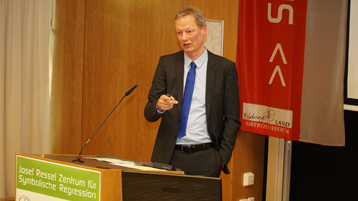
290,3,358,199
290,110,358,200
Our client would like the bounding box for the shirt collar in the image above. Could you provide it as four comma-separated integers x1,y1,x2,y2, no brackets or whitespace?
184,49,208,69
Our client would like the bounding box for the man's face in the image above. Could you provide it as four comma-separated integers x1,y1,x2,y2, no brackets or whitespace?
175,15,207,60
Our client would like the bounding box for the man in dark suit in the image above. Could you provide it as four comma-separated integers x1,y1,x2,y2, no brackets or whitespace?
144,6,240,177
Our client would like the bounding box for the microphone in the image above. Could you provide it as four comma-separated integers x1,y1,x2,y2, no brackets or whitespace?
125,85,137,96
72,85,137,164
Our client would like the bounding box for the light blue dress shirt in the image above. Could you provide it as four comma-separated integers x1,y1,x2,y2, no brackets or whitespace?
176,49,212,145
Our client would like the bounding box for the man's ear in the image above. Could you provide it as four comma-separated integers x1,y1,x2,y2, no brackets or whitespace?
202,24,208,37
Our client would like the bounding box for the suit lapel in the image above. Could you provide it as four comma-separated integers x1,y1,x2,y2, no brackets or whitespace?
206,51,216,119
176,52,184,115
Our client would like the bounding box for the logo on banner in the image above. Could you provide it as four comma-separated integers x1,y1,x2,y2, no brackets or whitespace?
243,102,293,134
264,108,275,122
19,196,31,201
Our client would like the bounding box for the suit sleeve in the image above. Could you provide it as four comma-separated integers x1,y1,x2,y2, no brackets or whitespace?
218,61,241,172
144,57,166,122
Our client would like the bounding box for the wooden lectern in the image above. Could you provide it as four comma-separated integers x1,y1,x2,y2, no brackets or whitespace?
15,153,222,201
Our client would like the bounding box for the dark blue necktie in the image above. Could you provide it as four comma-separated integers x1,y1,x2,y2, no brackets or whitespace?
178,62,196,139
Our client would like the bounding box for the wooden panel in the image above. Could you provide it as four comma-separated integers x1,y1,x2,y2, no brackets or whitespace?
101,170,123,200
0,198,14,201
232,131,266,200
82,0,187,161
51,0,85,154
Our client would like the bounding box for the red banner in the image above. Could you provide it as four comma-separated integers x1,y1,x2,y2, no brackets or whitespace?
237,0,307,140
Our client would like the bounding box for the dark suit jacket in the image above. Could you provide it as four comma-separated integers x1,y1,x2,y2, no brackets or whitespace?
144,50,241,174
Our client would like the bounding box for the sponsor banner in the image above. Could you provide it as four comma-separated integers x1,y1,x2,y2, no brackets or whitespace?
243,102,293,127
237,0,307,141
16,155,101,201
242,102,292,138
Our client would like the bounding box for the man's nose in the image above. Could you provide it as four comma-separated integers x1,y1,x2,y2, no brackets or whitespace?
182,32,188,40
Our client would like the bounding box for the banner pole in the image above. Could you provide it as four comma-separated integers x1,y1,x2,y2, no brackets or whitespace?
282,140,292,201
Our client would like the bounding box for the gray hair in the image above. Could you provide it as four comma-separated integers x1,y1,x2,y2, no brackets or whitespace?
175,6,206,28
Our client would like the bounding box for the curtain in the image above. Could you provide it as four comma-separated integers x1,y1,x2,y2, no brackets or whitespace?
299,0,347,145
0,0,51,198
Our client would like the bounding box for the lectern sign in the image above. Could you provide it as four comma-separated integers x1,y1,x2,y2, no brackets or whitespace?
16,155,101,201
